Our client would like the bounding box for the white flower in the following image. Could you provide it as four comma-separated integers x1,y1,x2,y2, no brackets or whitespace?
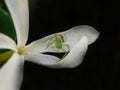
0,0,99,90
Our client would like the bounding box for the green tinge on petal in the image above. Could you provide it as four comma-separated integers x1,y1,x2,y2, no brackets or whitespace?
0,8,16,41
0,51,13,66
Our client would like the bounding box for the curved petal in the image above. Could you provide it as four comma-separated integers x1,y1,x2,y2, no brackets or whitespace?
0,53,24,90
27,25,99,53
51,36,88,68
63,25,99,45
24,53,60,66
25,36,88,68
5,0,29,47
0,33,16,51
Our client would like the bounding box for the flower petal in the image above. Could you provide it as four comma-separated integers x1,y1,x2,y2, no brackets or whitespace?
24,53,60,66
0,33,16,51
27,25,98,53
0,53,24,90
62,25,99,46
25,36,88,68
5,0,29,47
51,36,88,68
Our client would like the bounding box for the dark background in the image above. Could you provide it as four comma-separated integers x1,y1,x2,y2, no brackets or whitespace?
21,0,120,90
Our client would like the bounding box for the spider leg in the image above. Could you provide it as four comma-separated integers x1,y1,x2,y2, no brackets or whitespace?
46,37,55,48
60,48,68,59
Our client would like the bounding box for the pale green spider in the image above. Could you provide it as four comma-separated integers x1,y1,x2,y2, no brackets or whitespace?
46,34,70,59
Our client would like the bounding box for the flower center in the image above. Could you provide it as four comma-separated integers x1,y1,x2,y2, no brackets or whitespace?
17,46,27,55
17,48,24,55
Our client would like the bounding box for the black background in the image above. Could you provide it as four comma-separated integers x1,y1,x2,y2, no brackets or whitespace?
21,0,120,90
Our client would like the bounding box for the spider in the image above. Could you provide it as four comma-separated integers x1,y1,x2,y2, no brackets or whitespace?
46,34,70,59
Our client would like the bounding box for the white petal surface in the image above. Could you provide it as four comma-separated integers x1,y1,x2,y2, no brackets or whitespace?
27,25,98,53
0,33,16,51
62,25,99,46
0,53,24,90
24,53,60,66
5,0,29,47
25,37,88,68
